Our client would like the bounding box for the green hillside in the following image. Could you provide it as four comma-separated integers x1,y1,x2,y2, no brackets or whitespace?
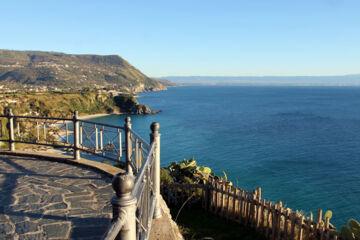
0,91,156,118
0,49,166,92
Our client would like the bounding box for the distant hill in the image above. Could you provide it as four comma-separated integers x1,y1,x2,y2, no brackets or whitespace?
0,49,166,92
164,75,360,86
152,78,179,87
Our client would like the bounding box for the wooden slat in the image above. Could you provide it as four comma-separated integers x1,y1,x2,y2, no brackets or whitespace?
212,179,216,212
290,212,296,240
221,183,225,216
250,192,255,227
244,192,249,225
271,204,276,240
260,199,266,232
226,185,231,219
232,187,237,219
305,219,311,240
248,193,252,226
214,182,219,213
276,202,283,240
316,209,323,240
210,179,215,211
266,202,272,239
255,200,260,229
325,217,330,240
239,190,244,223
284,209,290,240
320,225,324,240
298,216,304,240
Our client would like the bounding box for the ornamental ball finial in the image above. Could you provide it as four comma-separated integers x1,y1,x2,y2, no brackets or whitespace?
150,122,160,133
112,172,135,198
125,116,131,124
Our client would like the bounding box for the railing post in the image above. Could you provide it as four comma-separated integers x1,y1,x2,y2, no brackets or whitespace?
110,172,136,240
73,111,80,160
150,122,162,219
8,108,15,151
124,117,133,174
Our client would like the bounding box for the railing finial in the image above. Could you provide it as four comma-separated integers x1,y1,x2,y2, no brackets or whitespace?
125,116,131,124
112,172,135,200
73,110,79,119
107,172,136,240
8,108,13,116
150,122,160,133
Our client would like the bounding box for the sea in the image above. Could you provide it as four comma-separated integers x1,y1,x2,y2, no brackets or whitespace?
90,86,360,228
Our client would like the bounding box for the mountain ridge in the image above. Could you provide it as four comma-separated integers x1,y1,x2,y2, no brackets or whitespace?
0,49,166,92
163,75,360,86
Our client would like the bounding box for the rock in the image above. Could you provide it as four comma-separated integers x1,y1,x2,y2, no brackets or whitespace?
130,104,151,114
114,94,159,115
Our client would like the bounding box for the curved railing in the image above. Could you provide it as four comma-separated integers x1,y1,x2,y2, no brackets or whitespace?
0,109,162,240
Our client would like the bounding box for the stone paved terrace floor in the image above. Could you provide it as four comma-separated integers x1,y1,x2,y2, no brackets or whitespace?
0,155,113,240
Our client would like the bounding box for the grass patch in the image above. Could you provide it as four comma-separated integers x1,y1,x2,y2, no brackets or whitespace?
170,206,265,240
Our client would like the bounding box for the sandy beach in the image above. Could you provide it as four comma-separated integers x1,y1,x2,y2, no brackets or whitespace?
78,113,113,120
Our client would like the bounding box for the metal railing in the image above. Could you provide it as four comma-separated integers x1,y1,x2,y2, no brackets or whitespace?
0,109,162,240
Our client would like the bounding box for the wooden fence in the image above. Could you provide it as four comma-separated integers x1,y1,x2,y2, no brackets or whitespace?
161,178,338,240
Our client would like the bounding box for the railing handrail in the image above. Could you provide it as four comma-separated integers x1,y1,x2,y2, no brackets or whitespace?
79,119,126,130
132,142,155,199
103,210,128,240
0,114,73,121
0,109,162,240
128,128,151,150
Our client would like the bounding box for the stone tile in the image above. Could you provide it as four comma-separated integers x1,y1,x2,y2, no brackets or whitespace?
0,214,10,222
42,203,68,211
70,225,108,238
0,233,18,240
42,222,70,239
64,191,93,198
18,232,46,240
15,221,39,234
39,194,62,204
8,214,28,223
70,215,111,227
0,222,14,235
0,155,117,239
18,195,41,205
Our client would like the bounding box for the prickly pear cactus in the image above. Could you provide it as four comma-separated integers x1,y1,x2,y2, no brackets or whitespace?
166,157,215,184
348,219,360,239
340,226,355,240
324,210,333,220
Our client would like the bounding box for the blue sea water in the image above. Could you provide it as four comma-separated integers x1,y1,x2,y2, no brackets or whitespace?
91,86,360,228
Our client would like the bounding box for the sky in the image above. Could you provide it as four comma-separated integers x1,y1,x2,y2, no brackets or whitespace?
1,0,360,77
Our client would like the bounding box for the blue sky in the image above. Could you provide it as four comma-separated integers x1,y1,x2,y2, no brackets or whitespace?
1,0,359,77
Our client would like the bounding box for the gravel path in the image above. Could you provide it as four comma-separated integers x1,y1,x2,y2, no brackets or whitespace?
0,155,113,240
